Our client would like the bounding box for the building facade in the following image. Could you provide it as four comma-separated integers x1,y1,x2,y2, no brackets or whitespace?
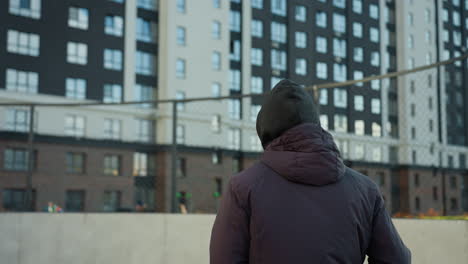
0,0,467,214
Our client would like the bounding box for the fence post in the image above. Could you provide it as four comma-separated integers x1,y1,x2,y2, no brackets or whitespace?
25,104,35,211
171,101,178,213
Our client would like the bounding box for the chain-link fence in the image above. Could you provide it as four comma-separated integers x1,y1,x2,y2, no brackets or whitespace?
0,54,467,215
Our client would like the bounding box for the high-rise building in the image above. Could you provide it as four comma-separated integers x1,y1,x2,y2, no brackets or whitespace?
0,0,467,214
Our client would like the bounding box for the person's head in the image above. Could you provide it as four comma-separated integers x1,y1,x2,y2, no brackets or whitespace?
256,79,319,148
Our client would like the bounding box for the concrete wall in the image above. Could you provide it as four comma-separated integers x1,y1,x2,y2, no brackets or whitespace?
0,214,467,264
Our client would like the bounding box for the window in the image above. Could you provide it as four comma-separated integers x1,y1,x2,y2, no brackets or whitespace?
103,191,121,211
333,64,347,82
319,89,328,105
295,32,307,48
7,30,40,56
271,0,286,16
371,99,381,114
454,31,462,46
65,115,85,137
6,108,35,133
372,147,382,162
177,26,186,45
371,52,380,67
320,115,329,130
408,57,415,69
369,4,379,20
333,14,346,33
4,148,32,171
295,59,307,76
176,59,186,79
353,23,363,38
9,0,41,19
103,49,122,71
271,49,287,71
355,144,365,160
252,0,263,9
415,197,420,211
450,198,458,211
408,12,414,26
134,51,155,75
133,152,148,176
251,136,262,151
6,68,38,93
316,36,327,53
334,114,347,133
355,120,365,135
354,71,363,86
271,22,287,43
136,18,156,43
104,119,121,140
333,89,347,108
211,115,221,133
408,35,414,49
65,78,86,99
175,158,186,178
251,48,263,66
333,38,346,58
229,70,241,91
230,11,241,32
176,0,185,13
251,20,263,38
316,11,327,28
228,99,241,120
271,77,282,88
251,105,261,122
65,191,85,212
176,125,185,144
134,84,154,108
230,40,241,61
295,5,306,22
425,31,431,44
354,95,364,111
104,15,123,36
250,76,263,94
212,21,221,39
136,119,152,142
228,128,241,150
372,122,381,137
333,0,346,8
68,7,89,30
352,0,362,14
370,28,379,43
353,47,363,62
212,51,221,70
453,11,461,26
176,91,185,111
66,153,85,174
449,175,457,189
138,0,157,10
103,84,122,103
212,82,221,97
67,42,87,65
425,53,432,65
442,9,449,22
371,79,380,90
316,62,328,79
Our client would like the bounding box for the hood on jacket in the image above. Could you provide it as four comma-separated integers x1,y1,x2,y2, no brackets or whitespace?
261,123,345,186
256,79,345,186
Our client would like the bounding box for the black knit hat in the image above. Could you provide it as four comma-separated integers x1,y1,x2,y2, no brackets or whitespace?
256,79,320,148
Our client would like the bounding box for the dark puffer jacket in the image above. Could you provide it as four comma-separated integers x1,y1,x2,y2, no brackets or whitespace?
210,80,411,264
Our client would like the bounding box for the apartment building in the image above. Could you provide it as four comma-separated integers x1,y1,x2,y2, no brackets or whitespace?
0,0,159,212
0,0,467,214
